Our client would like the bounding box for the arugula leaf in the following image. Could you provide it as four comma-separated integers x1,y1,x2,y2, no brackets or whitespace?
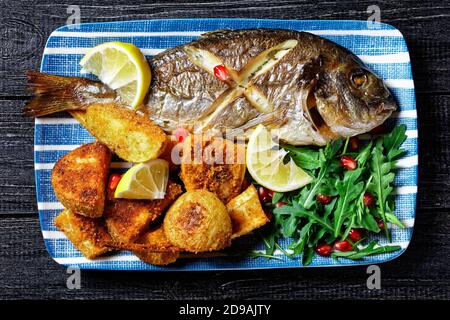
386,211,406,228
318,177,339,196
383,124,407,160
302,140,343,209
324,197,337,219
331,240,401,260
247,251,284,261
325,139,344,159
302,246,315,266
283,145,320,170
274,203,334,233
333,168,364,237
281,215,298,238
288,221,313,255
260,224,278,256
368,139,395,240
356,141,372,168
309,226,329,247
358,207,381,233
271,192,284,204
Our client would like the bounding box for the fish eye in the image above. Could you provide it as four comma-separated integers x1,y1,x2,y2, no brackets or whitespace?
350,70,368,88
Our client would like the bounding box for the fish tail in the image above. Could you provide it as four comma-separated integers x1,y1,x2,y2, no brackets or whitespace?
23,71,116,117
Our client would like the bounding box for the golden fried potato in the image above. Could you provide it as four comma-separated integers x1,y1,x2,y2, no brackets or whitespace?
180,135,246,203
227,184,270,239
51,142,111,218
54,209,112,259
132,226,180,266
85,103,166,163
164,190,232,252
104,181,182,243
69,110,87,126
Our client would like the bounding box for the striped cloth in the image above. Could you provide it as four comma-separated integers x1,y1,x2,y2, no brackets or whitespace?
35,19,417,270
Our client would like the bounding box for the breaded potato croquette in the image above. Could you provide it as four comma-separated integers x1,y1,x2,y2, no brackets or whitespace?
54,209,112,259
51,142,111,218
227,184,270,239
132,226,180,266
85,103,166,163
180,135,246,203
164,190,232,252
104,180,182,243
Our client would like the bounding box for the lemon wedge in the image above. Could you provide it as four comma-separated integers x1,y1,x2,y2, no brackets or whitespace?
79,41,151,108
114,159,169,200
246,124,312,192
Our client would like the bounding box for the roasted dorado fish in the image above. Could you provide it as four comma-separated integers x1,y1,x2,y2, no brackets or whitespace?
24,29,396,145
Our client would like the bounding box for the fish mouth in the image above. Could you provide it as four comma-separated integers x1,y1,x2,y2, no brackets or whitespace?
370,95,397,124
380,96,398,113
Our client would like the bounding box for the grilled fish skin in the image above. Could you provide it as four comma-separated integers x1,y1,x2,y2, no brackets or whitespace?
24,28,396,146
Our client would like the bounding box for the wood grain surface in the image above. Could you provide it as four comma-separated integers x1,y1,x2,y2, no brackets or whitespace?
0,0,449,300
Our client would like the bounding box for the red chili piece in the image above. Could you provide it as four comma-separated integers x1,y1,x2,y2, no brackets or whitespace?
108,174,122,190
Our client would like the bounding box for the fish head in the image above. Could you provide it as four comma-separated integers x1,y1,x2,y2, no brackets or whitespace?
313,56,397,137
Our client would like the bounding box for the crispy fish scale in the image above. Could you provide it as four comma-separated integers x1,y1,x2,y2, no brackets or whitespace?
164,190,232,253
104,180,182,243
180,135,246,203
51,142,111,218
54,209,113,259
227,184,270,239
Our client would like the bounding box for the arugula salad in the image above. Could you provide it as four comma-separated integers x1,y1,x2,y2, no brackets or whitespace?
252,125,408,265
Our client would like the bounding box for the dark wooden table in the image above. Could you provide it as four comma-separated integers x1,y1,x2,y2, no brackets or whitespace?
0,0,449,300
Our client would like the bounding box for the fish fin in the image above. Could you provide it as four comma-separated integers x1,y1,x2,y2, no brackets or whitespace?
200,29,232,37
23,71,116,117
225,109,287,139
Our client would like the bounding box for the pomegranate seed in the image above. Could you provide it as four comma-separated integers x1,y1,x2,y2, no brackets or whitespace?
315,243,333,256
241,179,251,191
108,174,122,190
376,218,385,230
258,186,274,203
316,193,332,204
349,137,360,151
363,192,375,207
348,228,363,242
370,125,385,134
275,201,288,208
340,155,357,170
334,240,353,252
213,65,228,81
174,127,189,143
